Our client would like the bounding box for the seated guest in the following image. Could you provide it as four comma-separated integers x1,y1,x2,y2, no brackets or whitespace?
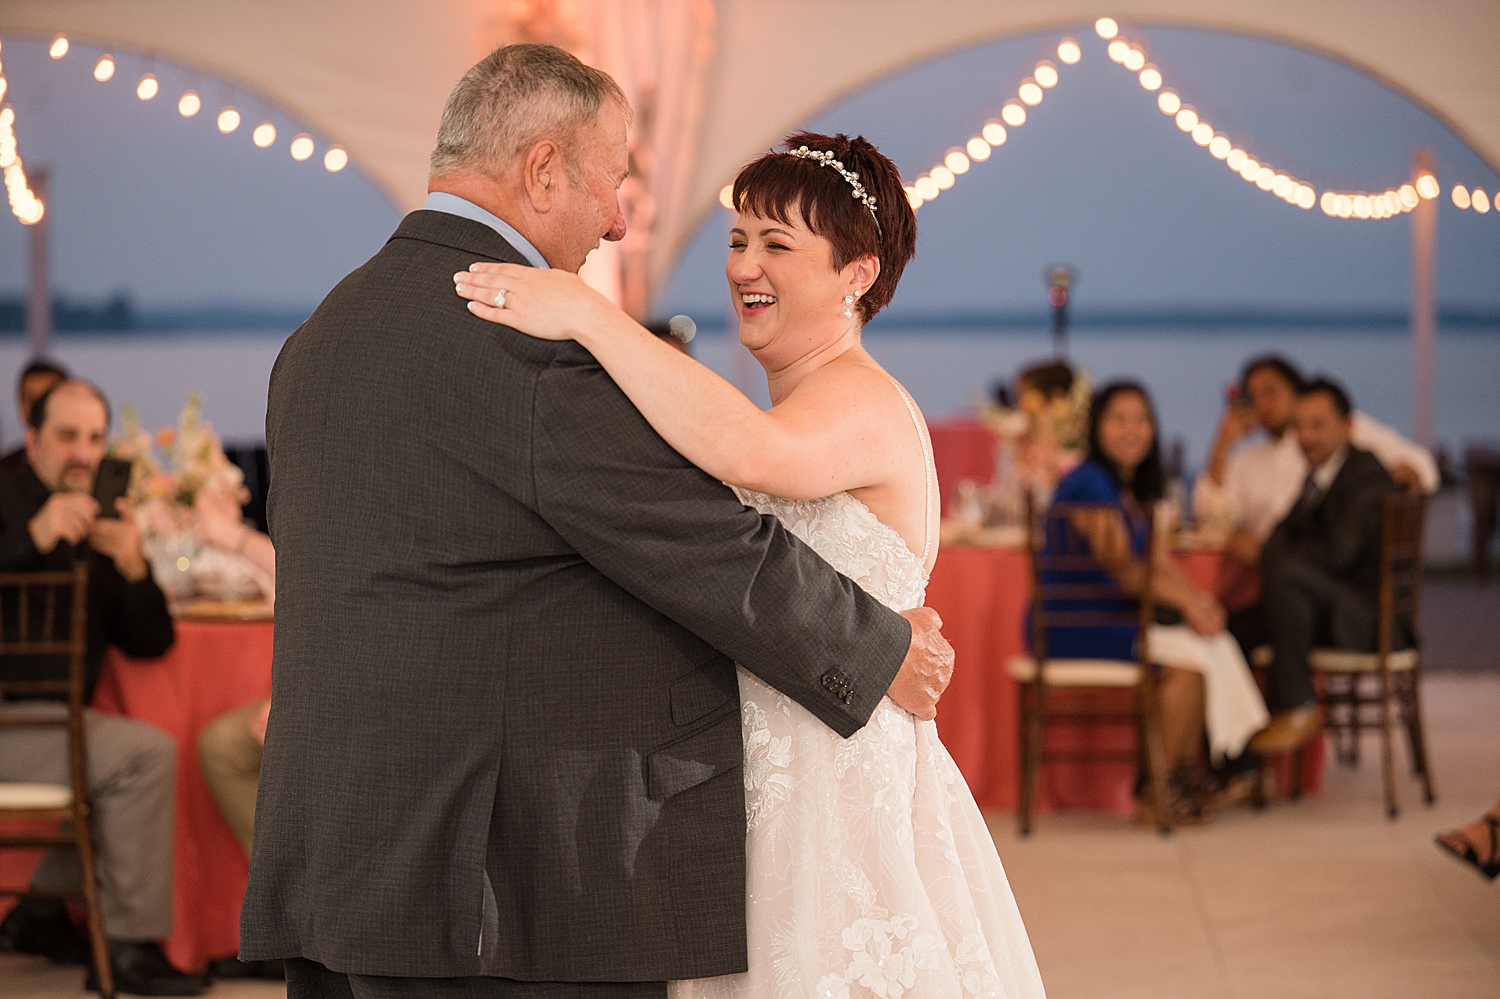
0,381,201,996
0,359,69,472
1040,382,1269,822
192,491,282,980
1237,377,1397,753
1194,354,1436,566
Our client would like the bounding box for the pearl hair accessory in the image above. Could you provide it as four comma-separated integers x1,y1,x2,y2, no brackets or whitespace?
786,145,881,234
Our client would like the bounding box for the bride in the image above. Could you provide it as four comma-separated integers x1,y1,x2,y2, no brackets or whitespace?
456,132,1046,999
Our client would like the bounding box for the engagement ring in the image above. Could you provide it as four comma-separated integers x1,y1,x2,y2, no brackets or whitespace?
493,289,507,309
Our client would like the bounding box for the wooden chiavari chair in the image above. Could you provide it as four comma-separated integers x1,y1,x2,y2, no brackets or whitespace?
1008,499,1173,836
1310,490,1435,819
0,563,113,997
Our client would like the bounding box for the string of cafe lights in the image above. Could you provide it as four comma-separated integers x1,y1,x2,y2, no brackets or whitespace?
0,40,46,224
3,34,352,224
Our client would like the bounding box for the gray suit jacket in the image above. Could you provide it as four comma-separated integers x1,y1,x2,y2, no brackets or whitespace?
239,210,910,984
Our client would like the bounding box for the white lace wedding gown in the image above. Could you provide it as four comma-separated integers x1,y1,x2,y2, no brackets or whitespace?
671,388,1046,999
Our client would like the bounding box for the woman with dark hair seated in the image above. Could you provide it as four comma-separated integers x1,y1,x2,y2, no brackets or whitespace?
1042,381,1268,822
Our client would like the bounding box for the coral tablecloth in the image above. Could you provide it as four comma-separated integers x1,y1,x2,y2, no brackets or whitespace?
0,619,273,972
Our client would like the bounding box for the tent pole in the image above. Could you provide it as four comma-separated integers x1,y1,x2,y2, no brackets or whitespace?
26,168,52,360
1410,148,1437,449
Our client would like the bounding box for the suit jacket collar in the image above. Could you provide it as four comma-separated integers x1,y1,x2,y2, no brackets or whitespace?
389,209,534,269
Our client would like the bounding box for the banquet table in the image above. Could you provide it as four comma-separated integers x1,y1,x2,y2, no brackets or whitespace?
0,617,272,973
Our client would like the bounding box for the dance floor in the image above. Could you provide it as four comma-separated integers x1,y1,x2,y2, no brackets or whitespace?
4,672,1497,999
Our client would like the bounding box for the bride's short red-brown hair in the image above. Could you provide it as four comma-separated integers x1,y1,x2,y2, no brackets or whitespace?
730,132,917,324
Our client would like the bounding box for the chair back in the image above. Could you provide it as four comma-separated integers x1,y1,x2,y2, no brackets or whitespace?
0,564,92,800
1378,490,1425,658
1026,496,1156,667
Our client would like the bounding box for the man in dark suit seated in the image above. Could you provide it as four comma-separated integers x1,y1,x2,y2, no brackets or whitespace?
1234,376,1396,754
0,381,199,996
0,359,69,473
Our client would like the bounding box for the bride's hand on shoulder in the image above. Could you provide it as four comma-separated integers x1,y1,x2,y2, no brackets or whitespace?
453,262,614,342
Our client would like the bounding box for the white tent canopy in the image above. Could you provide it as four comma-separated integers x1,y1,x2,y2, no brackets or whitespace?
4,0,1497,312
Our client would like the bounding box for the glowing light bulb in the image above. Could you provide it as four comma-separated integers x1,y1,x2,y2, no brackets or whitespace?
914,176,939,200
1271,174,1293,198
905,186,923,210
1225,149,1247,171
718,184,734,209
1139,67,1162,91
1335,195,1353,218
1018,81,1043,106
1035,62,1059,88
1474,189,1491,213
1415,174,1439,199
1450,185,1471,208
217,107,240,133
1095,17,1119,38
1239,159,1260,182
178,91,201,117
0,106,13,127
0,78,7,101
1175,107,1198,132
1107,40,1129,63
289,134,315,161
1001,103,1026,127
49,36,69,59
1379,191,1397,214
93,55,115,82
945,150,970,174
1191,122,1213,146
1208,136,1231,159
966,137,991,161
1398,185,1419,209
1157,91,1181,115
1352,195,1371,218
1295,185,1316,209
136,74,158,100
253,122,277,148
324,146,348,172
930,166,955,190
1123,48,1145,71
1057,39,1082,65
1320,191,1338,215
981,121,1007,146
1255,167,1275,191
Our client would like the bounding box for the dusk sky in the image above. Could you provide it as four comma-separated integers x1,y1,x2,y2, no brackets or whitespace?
1,25,1498,319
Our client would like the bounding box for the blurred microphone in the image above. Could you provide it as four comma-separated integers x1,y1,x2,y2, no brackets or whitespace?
668,314,697,344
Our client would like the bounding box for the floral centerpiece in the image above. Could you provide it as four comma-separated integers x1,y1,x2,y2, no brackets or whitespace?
110,393,262,601
951,368,1091,538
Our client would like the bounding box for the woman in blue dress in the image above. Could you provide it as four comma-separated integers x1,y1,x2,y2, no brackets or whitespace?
1042,381,1268,821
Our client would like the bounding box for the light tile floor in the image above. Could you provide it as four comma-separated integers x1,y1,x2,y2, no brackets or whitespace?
4,676,1497,999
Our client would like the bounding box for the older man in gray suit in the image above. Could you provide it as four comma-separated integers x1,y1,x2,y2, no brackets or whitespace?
239,44,954,998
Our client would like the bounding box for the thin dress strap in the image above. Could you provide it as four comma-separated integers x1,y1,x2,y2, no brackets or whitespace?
886,376,937,568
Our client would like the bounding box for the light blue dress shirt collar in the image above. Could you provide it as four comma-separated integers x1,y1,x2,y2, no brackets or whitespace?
419,192,550,270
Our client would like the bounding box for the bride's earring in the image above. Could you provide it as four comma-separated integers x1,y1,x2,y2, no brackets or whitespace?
843,293,856,319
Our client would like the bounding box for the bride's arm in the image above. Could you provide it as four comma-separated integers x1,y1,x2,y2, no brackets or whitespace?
455,263,896,500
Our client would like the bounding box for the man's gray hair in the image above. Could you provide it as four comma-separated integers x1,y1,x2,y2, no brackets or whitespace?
429,44,630,178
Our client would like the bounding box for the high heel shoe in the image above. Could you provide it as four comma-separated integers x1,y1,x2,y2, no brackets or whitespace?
1435,815,1500,881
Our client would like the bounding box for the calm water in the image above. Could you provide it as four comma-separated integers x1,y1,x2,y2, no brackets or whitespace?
6,327,1496,474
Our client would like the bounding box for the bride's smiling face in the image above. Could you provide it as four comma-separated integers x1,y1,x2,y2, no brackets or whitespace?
727,208,874,360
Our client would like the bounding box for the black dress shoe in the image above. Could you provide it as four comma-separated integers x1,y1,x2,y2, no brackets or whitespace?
0,895,92,965
86,940,207,996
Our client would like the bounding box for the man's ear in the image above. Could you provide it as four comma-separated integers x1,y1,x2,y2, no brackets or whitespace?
523,140,561,212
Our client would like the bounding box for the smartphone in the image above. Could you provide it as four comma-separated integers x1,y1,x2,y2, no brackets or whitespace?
91,458,133,519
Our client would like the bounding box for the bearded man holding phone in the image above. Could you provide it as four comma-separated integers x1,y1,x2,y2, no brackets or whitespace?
0,380,194,996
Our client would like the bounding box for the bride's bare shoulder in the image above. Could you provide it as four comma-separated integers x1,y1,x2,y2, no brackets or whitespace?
789,358,915,422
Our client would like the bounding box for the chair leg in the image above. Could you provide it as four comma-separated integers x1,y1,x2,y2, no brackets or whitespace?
1018,682,1043,837
1291,745,1305,801
1377,665,1399,820
1403,669,1437,806
74,812,114,999
1139,675,1173,836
